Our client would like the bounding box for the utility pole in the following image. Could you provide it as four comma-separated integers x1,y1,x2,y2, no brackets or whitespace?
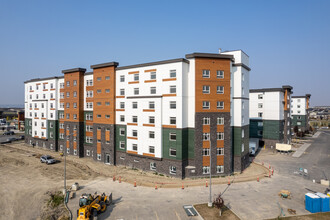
208,140,212,207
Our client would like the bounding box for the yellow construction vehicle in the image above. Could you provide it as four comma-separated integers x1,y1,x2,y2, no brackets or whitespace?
77,192,112,220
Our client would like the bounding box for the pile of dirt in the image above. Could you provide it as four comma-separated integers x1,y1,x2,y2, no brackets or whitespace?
39,191,69,220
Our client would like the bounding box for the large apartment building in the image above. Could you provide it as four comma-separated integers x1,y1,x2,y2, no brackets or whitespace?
24,50,250,178
249,86,293,148
291,94,311,132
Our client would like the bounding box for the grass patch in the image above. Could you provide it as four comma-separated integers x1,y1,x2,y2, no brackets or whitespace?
47,191,64,208
194,203,240,220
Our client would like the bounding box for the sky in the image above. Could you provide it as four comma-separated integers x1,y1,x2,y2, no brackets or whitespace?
0,0,329,106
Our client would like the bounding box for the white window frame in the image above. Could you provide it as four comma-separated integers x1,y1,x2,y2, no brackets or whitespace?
217,70,224,79
217,117,224,125
202,70,210,78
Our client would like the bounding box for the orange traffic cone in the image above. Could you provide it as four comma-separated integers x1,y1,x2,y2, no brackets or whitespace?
228,178,231,185
182,183,184,190
113,176,116,181
119,177,121,183
257,176,259,182
134,180,137,187
269,165,271,169
269,171,271,178
155,184,158,190
272,169,274,175
206,181,208,187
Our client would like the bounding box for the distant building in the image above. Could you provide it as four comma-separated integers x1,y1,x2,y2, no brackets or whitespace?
291,94,311,132
249,86,293,148
24,50,251,178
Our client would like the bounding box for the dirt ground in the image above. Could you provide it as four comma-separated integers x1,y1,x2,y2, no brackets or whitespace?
0,141,269,219
194,204,240,220
269,212,330,220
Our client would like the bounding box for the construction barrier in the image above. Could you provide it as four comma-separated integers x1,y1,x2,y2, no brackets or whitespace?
155,184,157,190
134,180,136,187
257,177,259,182
205,181,208,187
182,183,184,190
119,177,121,183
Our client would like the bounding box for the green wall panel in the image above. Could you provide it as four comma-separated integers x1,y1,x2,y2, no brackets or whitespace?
292,115,307,127
263,120,284,140
249,119,263,138
115,125,126,152
47,120,58,140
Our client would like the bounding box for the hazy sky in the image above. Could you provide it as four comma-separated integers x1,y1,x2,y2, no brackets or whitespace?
0,0,329,106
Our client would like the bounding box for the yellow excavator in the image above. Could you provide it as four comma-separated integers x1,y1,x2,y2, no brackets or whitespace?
77,192,112,220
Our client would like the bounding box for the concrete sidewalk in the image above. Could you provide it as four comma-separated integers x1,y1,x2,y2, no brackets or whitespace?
292,143,311,158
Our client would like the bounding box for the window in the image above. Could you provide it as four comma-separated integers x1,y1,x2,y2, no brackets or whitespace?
86,137,93,143
149,146,155,154
66,92,70,98
119,141,125,149
170,101,176,109
97,154,101,160
36,85,39,90
203,133,210,141
66,81,70,87
242,143,245,152
60,133,64,139
134,74,139,81
74,125,77,130
149,131,155,139
120,115,125,122
217,132,224,140
169,133,176,141
120,75,125,82
217,86,224,94
50,103,54,108
41,122,44,127
60,123,64,129
202,70,210,78
120,128,125,136
150,162,156,171
86,113,93,121
202,148,210,156
150,87,156,94
29,86,32,90
217,165,224,173
50,122,53,128
203,117,210,125
87,90,93,97
66,113,70,119
257,122,263,127
97,89,101,94
297,122,302,125
258,112,263,117
134,88,139,95
203,166,210,174
72,114,77,120
73,103,77,108
217,117,224,125
150,72,156,79
170,117,176,125
86,125,93,132
34,103,37,108
97,114,101,118
132,102,138,109
297,116,301,120
97,102,101,106
298,99,301,102
203,101,210,109
149,116,155,124
105,76,110,80
120,102,125,109
297,105,301,108
132,130,138,137
132,116,138,123
105,102,110,106
132,144,138,151
97,77,101,81
170,86,176,94
50,93,53,99
66,103,70,109
41,103,44,108
43,94,46,99
258,103,263,108
170,70,176,78
169,148,176,157
298,110,301,113
169,166,176,174
73,91,77,97
36,94,38,99
258,94,263,99
217,101,224,110
242,129,245,138
149,101,155,109
30,95,32,99
217,148,224,155
86,150,90,156
50,144,53,149
217,70,224,79
105,89,110,93
120,89,125,96
86,79,93,86
257,130,263,136
203,85,210,94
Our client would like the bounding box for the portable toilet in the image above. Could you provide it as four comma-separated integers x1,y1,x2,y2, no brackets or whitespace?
305,193,321,213
315,193,330,212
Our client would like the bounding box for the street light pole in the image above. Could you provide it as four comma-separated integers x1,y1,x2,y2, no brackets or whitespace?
208,140,212,207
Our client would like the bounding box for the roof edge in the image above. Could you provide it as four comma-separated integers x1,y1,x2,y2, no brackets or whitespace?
62,68,86,74
116,58,189,70
90,62,119,69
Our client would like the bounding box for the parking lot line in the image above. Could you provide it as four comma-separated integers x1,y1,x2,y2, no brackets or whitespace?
154,211,159,220
175,210,181,220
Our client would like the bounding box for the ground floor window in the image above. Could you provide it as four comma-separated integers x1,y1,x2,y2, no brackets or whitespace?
169,148,176,157
74,149,77,155
86,150,90,156
29,140,32,145
203,166,210,174
97,154,101,160
169,166,176,174
43,142,46,148
67,148,70,154
119,141,125,149
217,148,224,155
150,162,156,171
217,165,224,173
50,144,53,149
60,145,63,151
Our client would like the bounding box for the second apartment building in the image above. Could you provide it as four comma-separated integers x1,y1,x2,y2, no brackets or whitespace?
24,50,250,178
